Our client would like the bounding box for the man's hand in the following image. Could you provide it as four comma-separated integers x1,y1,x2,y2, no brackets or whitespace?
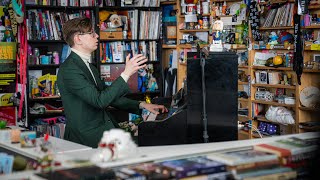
140,102,168,115
123,54,148,77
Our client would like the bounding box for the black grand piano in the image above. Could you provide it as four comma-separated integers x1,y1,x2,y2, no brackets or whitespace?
138,51,238,146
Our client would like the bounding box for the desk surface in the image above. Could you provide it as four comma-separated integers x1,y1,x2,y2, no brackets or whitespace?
0,136,92,160
1,132,319,179
55,132,319,168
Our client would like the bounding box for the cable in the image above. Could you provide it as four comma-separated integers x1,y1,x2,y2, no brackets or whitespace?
245,123,263,138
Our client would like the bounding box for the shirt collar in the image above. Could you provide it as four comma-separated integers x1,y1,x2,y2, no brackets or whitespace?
71,48,91,64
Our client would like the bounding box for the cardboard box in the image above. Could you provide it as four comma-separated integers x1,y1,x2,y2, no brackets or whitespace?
100,30,123,40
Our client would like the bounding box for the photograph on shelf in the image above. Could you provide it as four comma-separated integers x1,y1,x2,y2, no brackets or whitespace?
167,26,177,39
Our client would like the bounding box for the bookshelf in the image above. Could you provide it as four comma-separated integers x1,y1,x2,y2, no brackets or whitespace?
247,1,320,139
97,2,163,101
297,3,320,134
24,1,98,131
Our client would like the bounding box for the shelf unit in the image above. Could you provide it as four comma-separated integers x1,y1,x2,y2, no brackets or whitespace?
297,4,320,134
98,4,163,100
24,4,99,128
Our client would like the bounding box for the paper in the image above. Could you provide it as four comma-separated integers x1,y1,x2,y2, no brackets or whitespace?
185,14,197,22
195,32,208,43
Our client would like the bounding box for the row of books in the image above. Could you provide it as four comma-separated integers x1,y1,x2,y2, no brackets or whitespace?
38,136,318,179
262,3,294,28
26,0,95,6
139,11,161,40
26,9,95,41
121,0,160,7
99,0,115,6
100,41,158,63
30,117,66,139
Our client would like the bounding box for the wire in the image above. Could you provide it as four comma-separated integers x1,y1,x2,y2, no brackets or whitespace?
245,123,263,138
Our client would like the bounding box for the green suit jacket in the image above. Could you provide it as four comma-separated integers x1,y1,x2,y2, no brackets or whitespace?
57,52,140,148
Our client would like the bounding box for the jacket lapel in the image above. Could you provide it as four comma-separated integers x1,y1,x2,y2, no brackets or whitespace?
69,52,98,87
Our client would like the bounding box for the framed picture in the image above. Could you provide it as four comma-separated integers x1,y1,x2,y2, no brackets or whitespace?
313,54,320,62
167,26,177,39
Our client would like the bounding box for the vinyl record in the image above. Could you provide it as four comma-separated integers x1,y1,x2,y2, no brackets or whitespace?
300,86,320,108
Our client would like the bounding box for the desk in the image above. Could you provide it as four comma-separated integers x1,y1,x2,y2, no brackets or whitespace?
0,136,91,160
1,132,319,179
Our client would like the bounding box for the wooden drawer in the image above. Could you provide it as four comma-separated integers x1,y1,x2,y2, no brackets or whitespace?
100,31,123,40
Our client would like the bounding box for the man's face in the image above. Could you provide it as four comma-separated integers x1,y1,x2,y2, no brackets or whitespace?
77,29,99,53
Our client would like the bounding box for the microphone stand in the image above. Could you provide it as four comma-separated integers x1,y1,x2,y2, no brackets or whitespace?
198,45,209,143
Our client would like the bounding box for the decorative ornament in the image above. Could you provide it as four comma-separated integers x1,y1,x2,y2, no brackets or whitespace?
12,0,24,23
91,129,137,163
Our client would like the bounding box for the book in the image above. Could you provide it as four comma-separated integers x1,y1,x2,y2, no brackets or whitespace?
128,162,171,179
234,167,296,180
159,156,226,179
254,137,318,158
36,166,116,180
206,150,278,166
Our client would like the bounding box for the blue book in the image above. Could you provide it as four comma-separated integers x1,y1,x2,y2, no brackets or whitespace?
159,156,226,179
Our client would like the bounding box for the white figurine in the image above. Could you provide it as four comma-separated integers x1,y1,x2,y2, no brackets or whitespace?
91,129,137,163
210,20,224,52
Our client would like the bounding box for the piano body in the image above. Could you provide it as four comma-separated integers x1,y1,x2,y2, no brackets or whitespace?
138,52,238,146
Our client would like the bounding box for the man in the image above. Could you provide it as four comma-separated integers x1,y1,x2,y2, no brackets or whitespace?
57,17,167,148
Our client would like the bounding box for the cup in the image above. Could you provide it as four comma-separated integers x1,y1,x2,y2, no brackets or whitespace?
41,55,50,64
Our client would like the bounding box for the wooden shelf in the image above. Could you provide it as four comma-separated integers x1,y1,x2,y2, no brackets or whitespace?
238,98,249,102
178,44,209,48
238,130,249,136
303,69,320,73
179,62,187,66
179,14,210,18
258,26,293,30
299,107,320,112
238,65,248,69
252,100,295,108
252,84,296,89
259,0,294,5
302,25,320,29
238,81,248,85
212,0,245,2
308,4,320,9
25,5,95,10
30,96,61,102
238,115,249,122
179,29,210,32
28,64,60,69
162,45,177,49
253,116,292,126
160,1,176,5
253,44,294,50
28,40,65,43
252,66,292,71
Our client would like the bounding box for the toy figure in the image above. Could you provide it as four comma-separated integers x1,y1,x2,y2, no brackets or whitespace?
109,14,122,28
268,32,279,45
138,68,147,93
210,20,224,52
12,0,24,23
147,75,158,92
91,129,137,163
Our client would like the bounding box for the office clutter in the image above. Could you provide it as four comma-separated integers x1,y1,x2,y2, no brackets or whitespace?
2,133,317,179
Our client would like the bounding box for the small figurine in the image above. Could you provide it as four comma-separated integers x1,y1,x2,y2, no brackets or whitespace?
210,20,224,52
268,32,279,45
147,75,158,92
90,129,137,163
